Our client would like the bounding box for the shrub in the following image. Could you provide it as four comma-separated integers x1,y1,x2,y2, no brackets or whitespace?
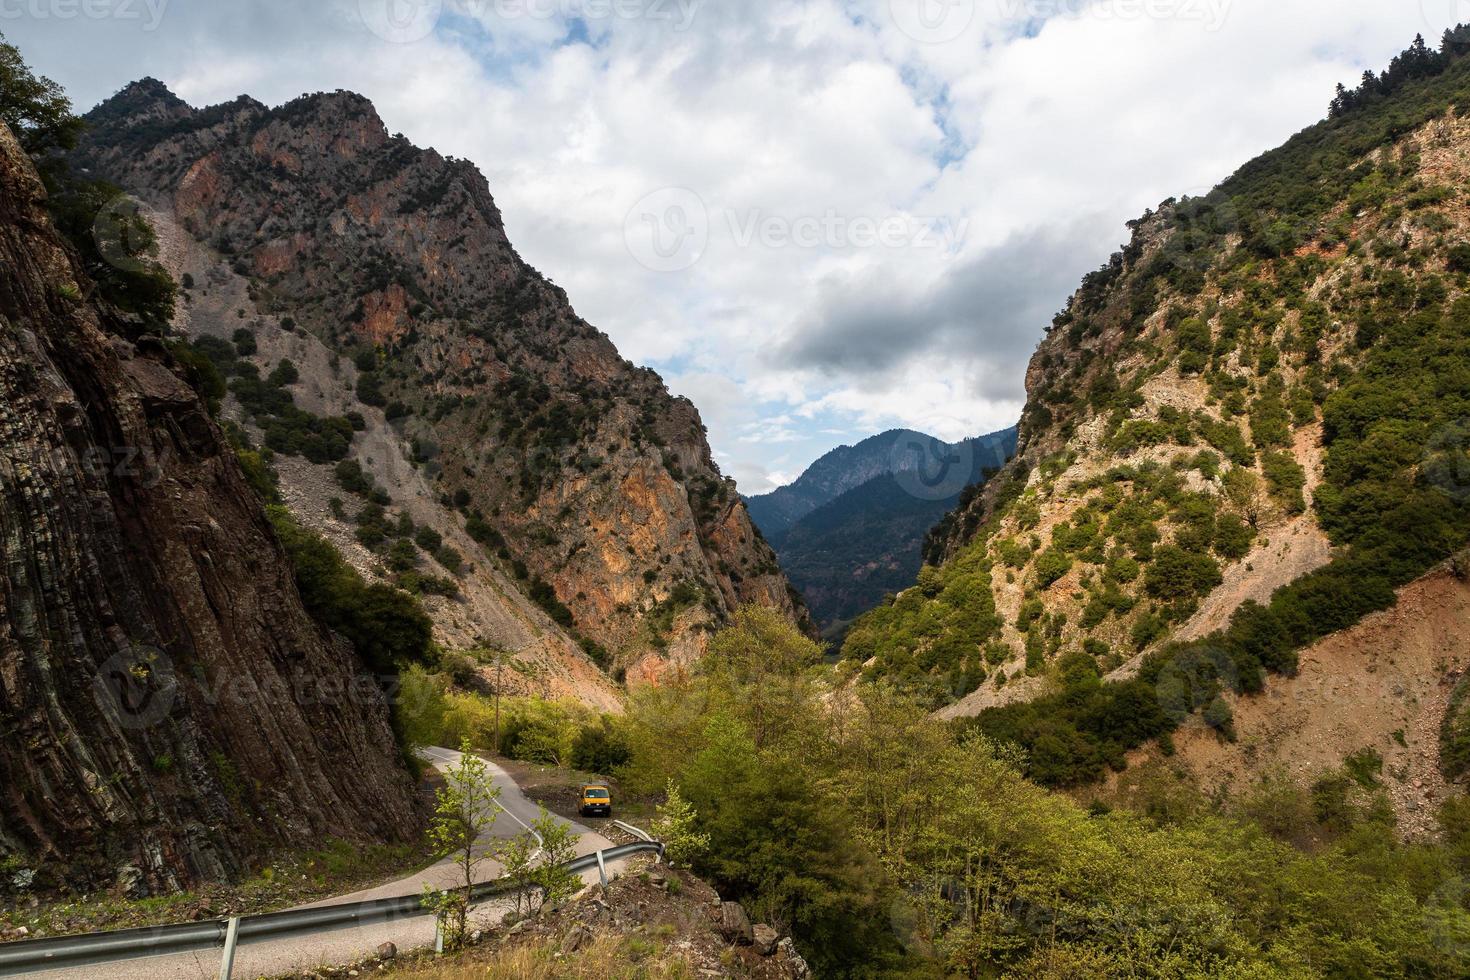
1034,548,1074,588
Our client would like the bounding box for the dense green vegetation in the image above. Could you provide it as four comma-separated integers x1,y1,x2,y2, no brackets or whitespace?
602,608,1470,977
268,506,433,674
182,336,361,463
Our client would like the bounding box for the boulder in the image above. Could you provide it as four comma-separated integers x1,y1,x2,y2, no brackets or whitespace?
778,937,811,977
376,941,397,960
561,924,594,953
753,924,780,955
718,901,754,945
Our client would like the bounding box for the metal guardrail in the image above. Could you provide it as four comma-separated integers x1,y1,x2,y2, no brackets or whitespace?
0,840,663,977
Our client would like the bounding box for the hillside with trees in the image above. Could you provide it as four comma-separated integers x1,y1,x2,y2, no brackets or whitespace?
843,25,1470,792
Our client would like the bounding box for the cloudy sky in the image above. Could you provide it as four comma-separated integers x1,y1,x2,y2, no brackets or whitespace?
2,0,1457,492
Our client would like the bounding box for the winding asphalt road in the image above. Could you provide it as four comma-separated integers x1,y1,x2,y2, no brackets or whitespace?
22,748,616,979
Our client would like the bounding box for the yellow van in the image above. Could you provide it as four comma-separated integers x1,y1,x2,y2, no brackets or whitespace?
579,784,612,817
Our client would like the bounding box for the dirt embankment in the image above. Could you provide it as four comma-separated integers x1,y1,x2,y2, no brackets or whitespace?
1120,565,1470,838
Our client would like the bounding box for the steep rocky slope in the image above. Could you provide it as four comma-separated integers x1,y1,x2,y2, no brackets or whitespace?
74,81,804,691
844,30,1470,794
1109,561,1470,836
0,121,419,894
753,428,1015,635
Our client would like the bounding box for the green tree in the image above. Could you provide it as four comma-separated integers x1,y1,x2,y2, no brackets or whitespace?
0,33,83,173
649,780,709,867
529,808,580,911
421,743,499,951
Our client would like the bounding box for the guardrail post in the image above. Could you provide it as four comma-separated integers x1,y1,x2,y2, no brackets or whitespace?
595,848,608,888
218,917,240,980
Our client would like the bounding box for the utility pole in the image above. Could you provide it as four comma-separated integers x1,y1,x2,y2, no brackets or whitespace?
493,650,504,757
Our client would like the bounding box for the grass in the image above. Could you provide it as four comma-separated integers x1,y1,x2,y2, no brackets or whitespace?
383,934,695,979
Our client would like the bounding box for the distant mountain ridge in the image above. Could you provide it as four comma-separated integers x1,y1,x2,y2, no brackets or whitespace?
748,428,1018,634
747,428,1012,538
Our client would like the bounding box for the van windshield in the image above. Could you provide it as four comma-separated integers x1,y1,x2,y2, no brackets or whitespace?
585,789,609,799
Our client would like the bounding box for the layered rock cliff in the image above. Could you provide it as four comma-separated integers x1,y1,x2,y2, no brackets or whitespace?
75,80,805,691
0,121,420,894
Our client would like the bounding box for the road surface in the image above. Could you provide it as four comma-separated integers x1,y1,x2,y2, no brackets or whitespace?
22,748,616,979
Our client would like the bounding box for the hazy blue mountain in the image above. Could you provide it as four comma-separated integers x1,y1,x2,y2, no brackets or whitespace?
748,428,1017,635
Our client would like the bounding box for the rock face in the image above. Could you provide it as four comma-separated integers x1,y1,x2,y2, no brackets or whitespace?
0,121,419,892
718,900,754,945
75,80,806,685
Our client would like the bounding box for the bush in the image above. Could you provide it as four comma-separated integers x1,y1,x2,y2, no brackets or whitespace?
1034,548,1074,588
268,507,432,672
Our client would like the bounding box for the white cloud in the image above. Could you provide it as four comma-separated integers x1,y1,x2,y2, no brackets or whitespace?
2,0,1451,491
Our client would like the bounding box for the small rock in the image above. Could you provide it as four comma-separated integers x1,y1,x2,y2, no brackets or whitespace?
15,927,29,938
348,972,359,978
753,924,779,955
718,901,754,945
470,930,483,944
561,924,594,953
376,942,396,960
777,937,811,977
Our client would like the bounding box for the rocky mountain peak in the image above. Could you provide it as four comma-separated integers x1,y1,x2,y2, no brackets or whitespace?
73,83,808,689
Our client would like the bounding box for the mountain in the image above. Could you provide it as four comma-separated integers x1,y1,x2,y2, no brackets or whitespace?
752,429,1016,634
73,80,807,693
0,119,419,894
842,28,1470,828
745,428,959,537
